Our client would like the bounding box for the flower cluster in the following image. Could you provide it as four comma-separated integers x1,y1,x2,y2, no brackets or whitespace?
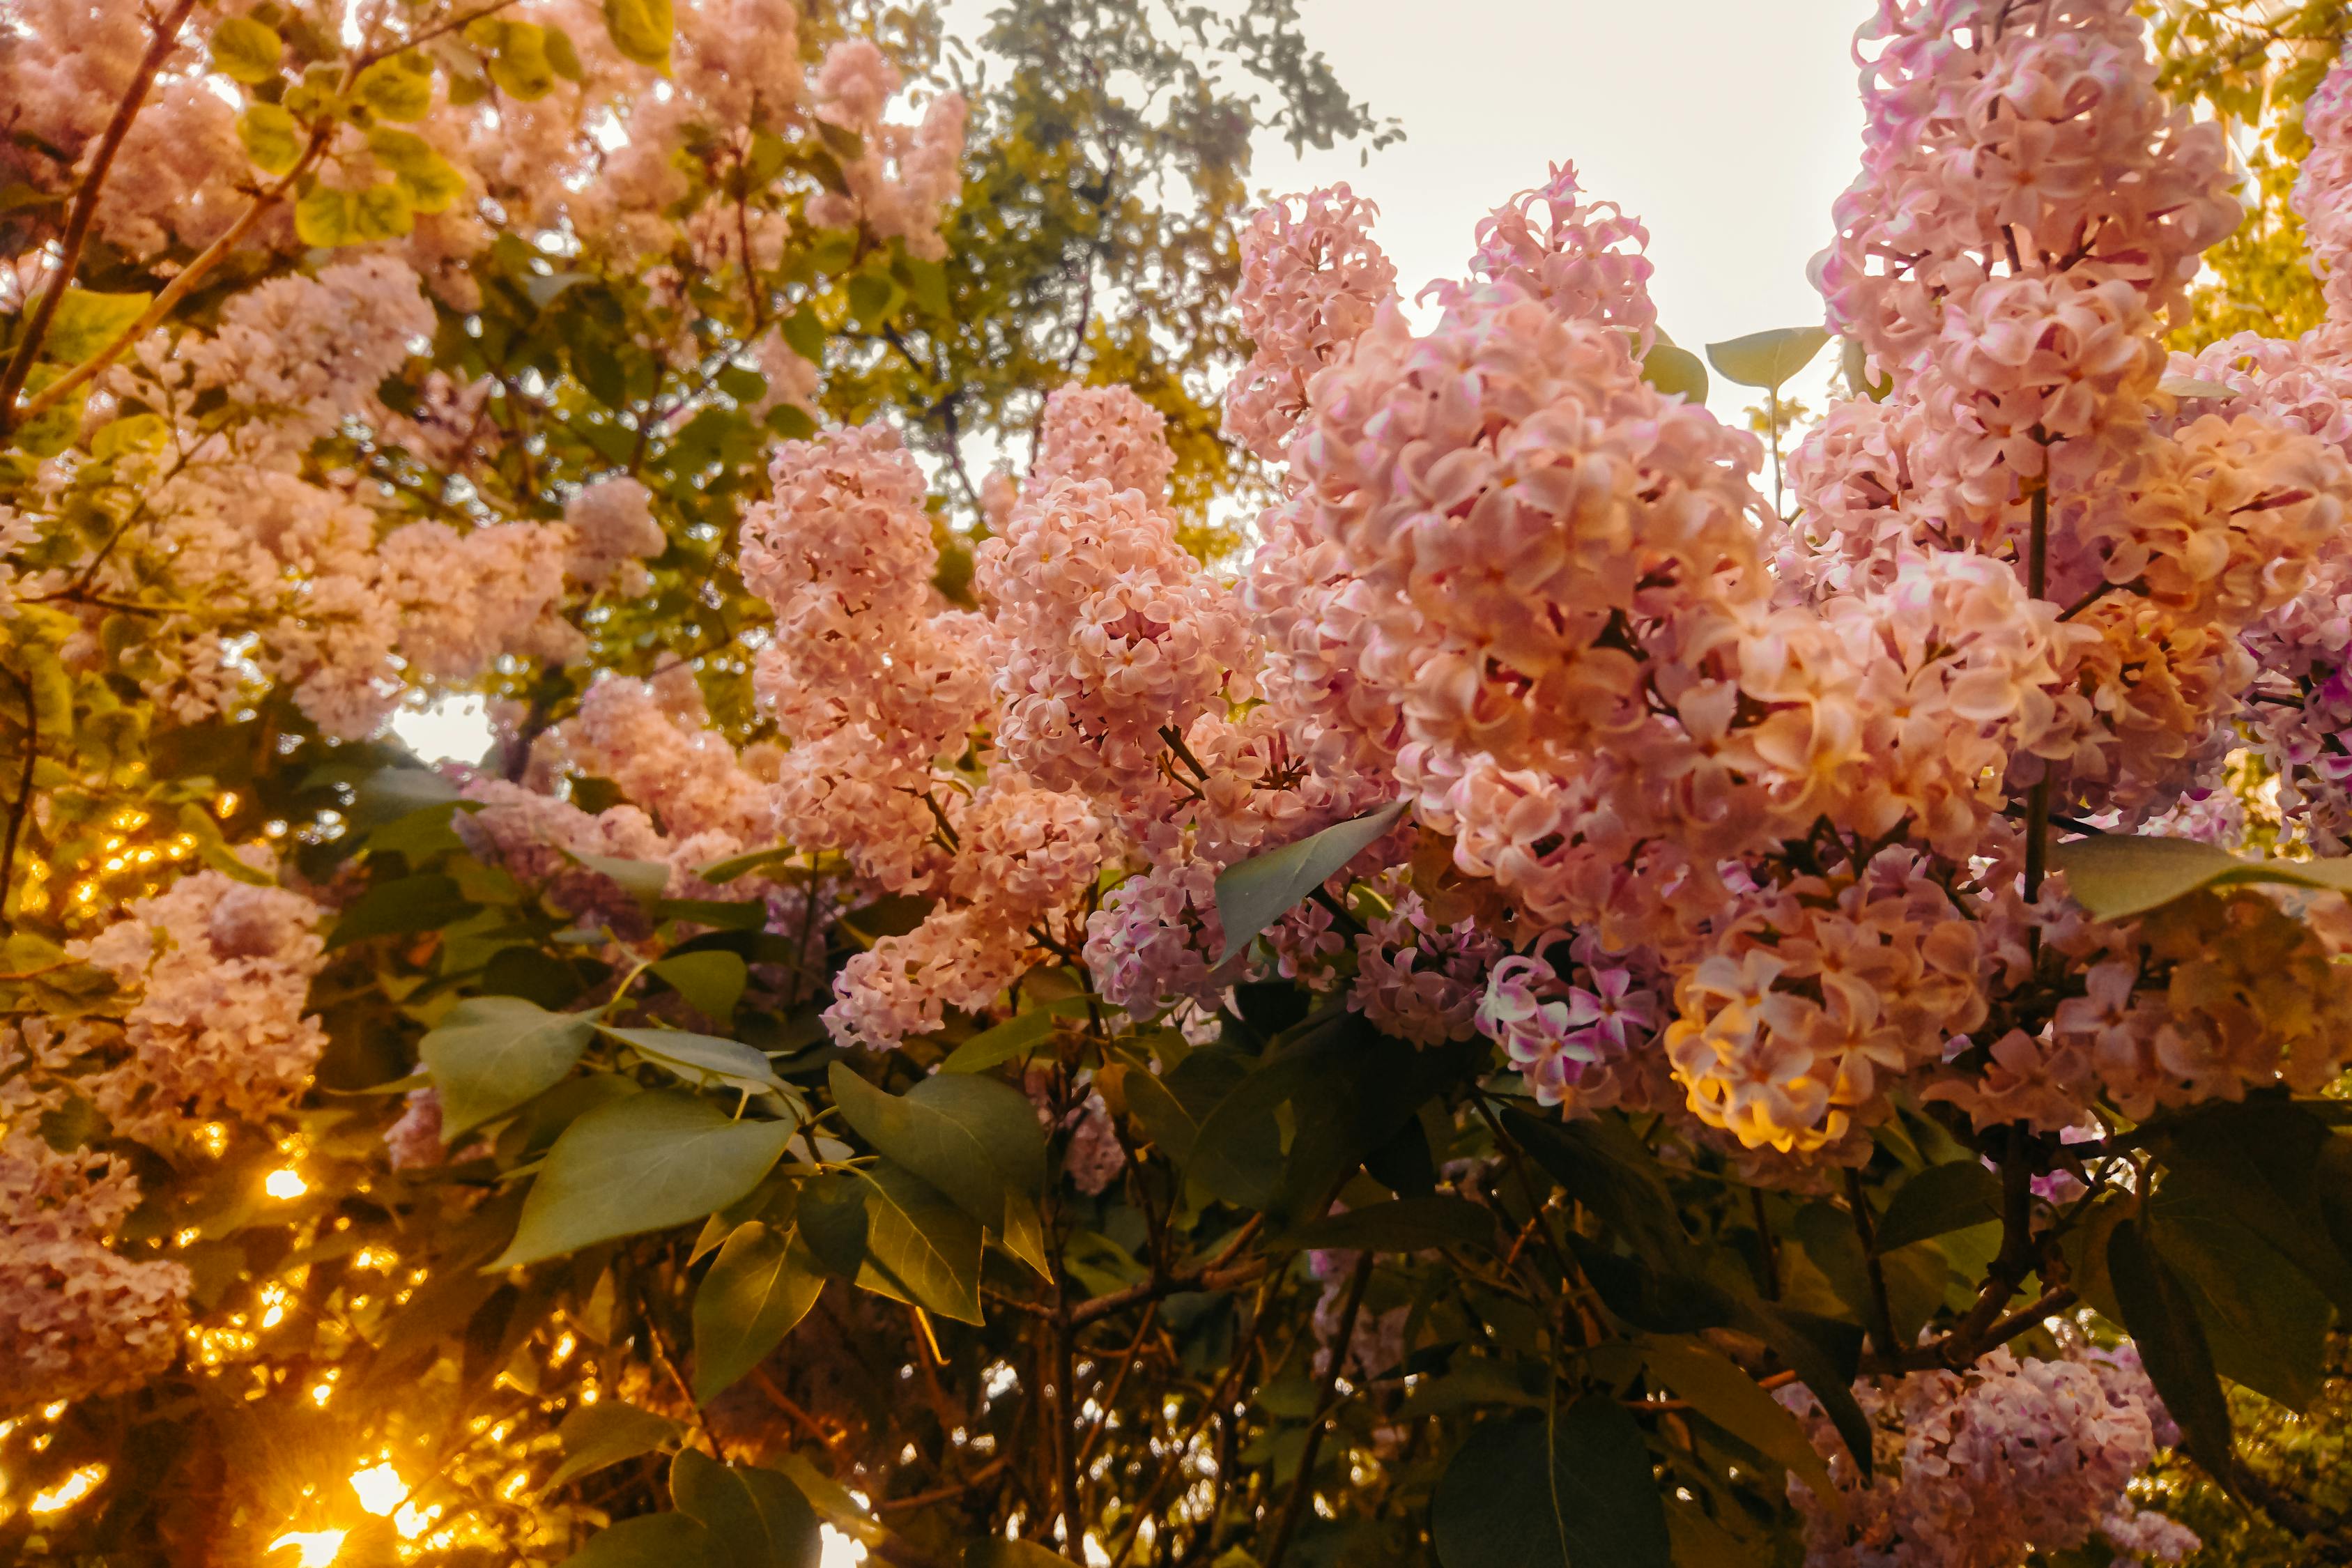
70,864,329,1142
1223,184,1399,462
1782,1341,2198,1567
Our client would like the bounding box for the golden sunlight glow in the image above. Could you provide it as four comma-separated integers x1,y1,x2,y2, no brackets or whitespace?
265,1167,308,1200
195,1122,229,1157
40,1401,64,1420
352,1245,396,1271
216,792,240,817
30,1463,106,1515
351,1463,404,1516
268,1528,346,1567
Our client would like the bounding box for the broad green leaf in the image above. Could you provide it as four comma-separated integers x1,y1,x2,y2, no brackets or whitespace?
692,1220,824,1402
1870,1161,2000,1254
829,1064,1048,1277
294,187,351,247
2158,371,2238,400
940,997,1091,1073
599,1025,783,1095
2149,1177,2329,1409
602,0,674,69
235,98,303,175
1738,1302,1872,1480
546,1400,680,1489
1213,799,1406,964
1502,1108,1682,1262
769,1454,880,1546
2107,1217,2236,1480
328,873,475,947
491,1091,795,1270
45,289,151,364
355,55,434,121
1639,341,1707,403
653,951,747,1021
211,15,284,80
847,1160,983,1324
1431,1400,1670,1568
421,995,595,1136
2050,833,2352,920
670,1450,820,1568
1290,1195,1497,1254
483,20,558,99
698,844,799,884
573,851,672,903
1704,326,1829,391
352,181,413,241
2153,1098,2352,1314
558,1513,712,1567
1637,1337,1832,1494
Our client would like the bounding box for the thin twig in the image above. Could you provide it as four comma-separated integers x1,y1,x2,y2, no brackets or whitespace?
0,0,201,433
1261,1252,1372,1568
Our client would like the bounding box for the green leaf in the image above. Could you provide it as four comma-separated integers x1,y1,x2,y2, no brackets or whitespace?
1841,337,1893,401
20,645,74,746
847,1161,984,1324
1870,1161,2000,1254
355,55,435,121
544,22,586,82
1213,800,1406,964
210,15,284,82
2107,1217,2236,1481
2050,833,2352,921
1636,1337,1832,1495
484,20,558,99
1639,342,1707,403
1431,1400,1670,1568
2149,1177,2330,1409
1502,1109,1683,1262
1290,1195,1497,1254
2153,1098,2352,1314
1737,1302,1872,1481
693,1221,824,1402
352,181,414,241
546,1400,681,1490
829,1063,1048,1277
421,995,595,1136
653,951,747,1021
558,1513,712,1567
601,0,674,69
670,1450,820,1568
294,187,351,247
698,844,798,884
491,1091,796,1270
2158,371,2238,400
572,851,673,903
45,289,151,364
1703,326,1829,391
599,1025,785,1096
328,873,475,947
941,997,1091,1073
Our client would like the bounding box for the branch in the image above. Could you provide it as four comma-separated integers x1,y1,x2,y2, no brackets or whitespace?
1261,1250,1372,1568
0,0,201,432
0,666,39,935
1845,1168,1901,1361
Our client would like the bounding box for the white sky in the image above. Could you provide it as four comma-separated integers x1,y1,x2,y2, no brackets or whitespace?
395,0,1872,764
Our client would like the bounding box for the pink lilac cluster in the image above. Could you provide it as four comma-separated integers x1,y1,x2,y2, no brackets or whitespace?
976,413,1252,801
1222,183,1400,462
1305,1240,1408,1382
1475,932,1665,1115
1928,881,2352,1131
1348,882,1499,1046
1666,849,1990,1158
1453,162,1656,352
1031,384,1178,499
2298,40,2352,344
1023,1066,1127,1197
741,424,991,893
0,1133,190,1413
187,256,437,455
802,38,968,261
1781,1341,2197,1568
454,776,673,935
828,774,1108,1049
70,863,329,1142
563,475,667,592
562,668,778,854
